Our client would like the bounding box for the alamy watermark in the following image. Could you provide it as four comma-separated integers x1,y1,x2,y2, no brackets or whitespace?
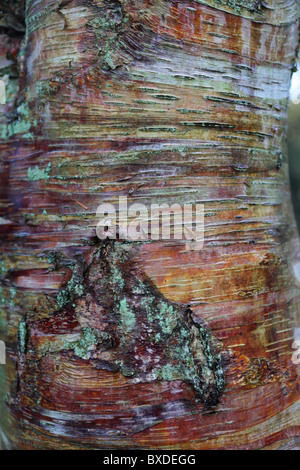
0,341,5,365
96,197,204,250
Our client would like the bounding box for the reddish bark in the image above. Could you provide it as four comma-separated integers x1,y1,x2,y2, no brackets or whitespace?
0,0,299,449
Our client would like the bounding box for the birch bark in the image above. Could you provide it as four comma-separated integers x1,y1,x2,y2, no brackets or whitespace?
0,0,299,449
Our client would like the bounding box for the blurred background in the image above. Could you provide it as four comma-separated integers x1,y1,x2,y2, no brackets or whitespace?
289,62,300,232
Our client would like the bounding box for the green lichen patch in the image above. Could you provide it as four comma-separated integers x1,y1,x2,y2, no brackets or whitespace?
7,102,37,140
16,241,225,407
27,163,52,181
65,240,225,406
0,285,18,310
214,0,263,15
56,262,85,309
87,0,150,72
0,259,7,278
119,298,136,332
18,317,28,355
67,327,99,359
87,1,131,71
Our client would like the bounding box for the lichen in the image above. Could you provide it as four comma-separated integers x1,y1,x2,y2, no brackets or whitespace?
56,262,85,309
27,163,52,181
64,240,225,406
18,317,28,355
214,0,263,15
19,240,225,407
7,102,37,139
56,289,70,310
0,259,7,277
119,298,136,332
87,0,142,71
9,288,16,307
69,328,98,359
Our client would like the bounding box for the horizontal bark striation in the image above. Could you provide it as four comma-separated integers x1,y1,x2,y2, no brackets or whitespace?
0,0,300,450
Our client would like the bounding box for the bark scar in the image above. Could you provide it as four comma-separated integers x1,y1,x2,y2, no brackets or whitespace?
77,240,225,406
18,240,226,408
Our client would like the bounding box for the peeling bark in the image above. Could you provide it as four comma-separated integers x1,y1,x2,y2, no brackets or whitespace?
0,0,300,450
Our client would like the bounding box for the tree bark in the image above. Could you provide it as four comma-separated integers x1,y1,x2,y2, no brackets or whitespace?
0,0,300,450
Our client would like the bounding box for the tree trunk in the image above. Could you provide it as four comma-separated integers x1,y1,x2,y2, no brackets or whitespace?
0,0,300,450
